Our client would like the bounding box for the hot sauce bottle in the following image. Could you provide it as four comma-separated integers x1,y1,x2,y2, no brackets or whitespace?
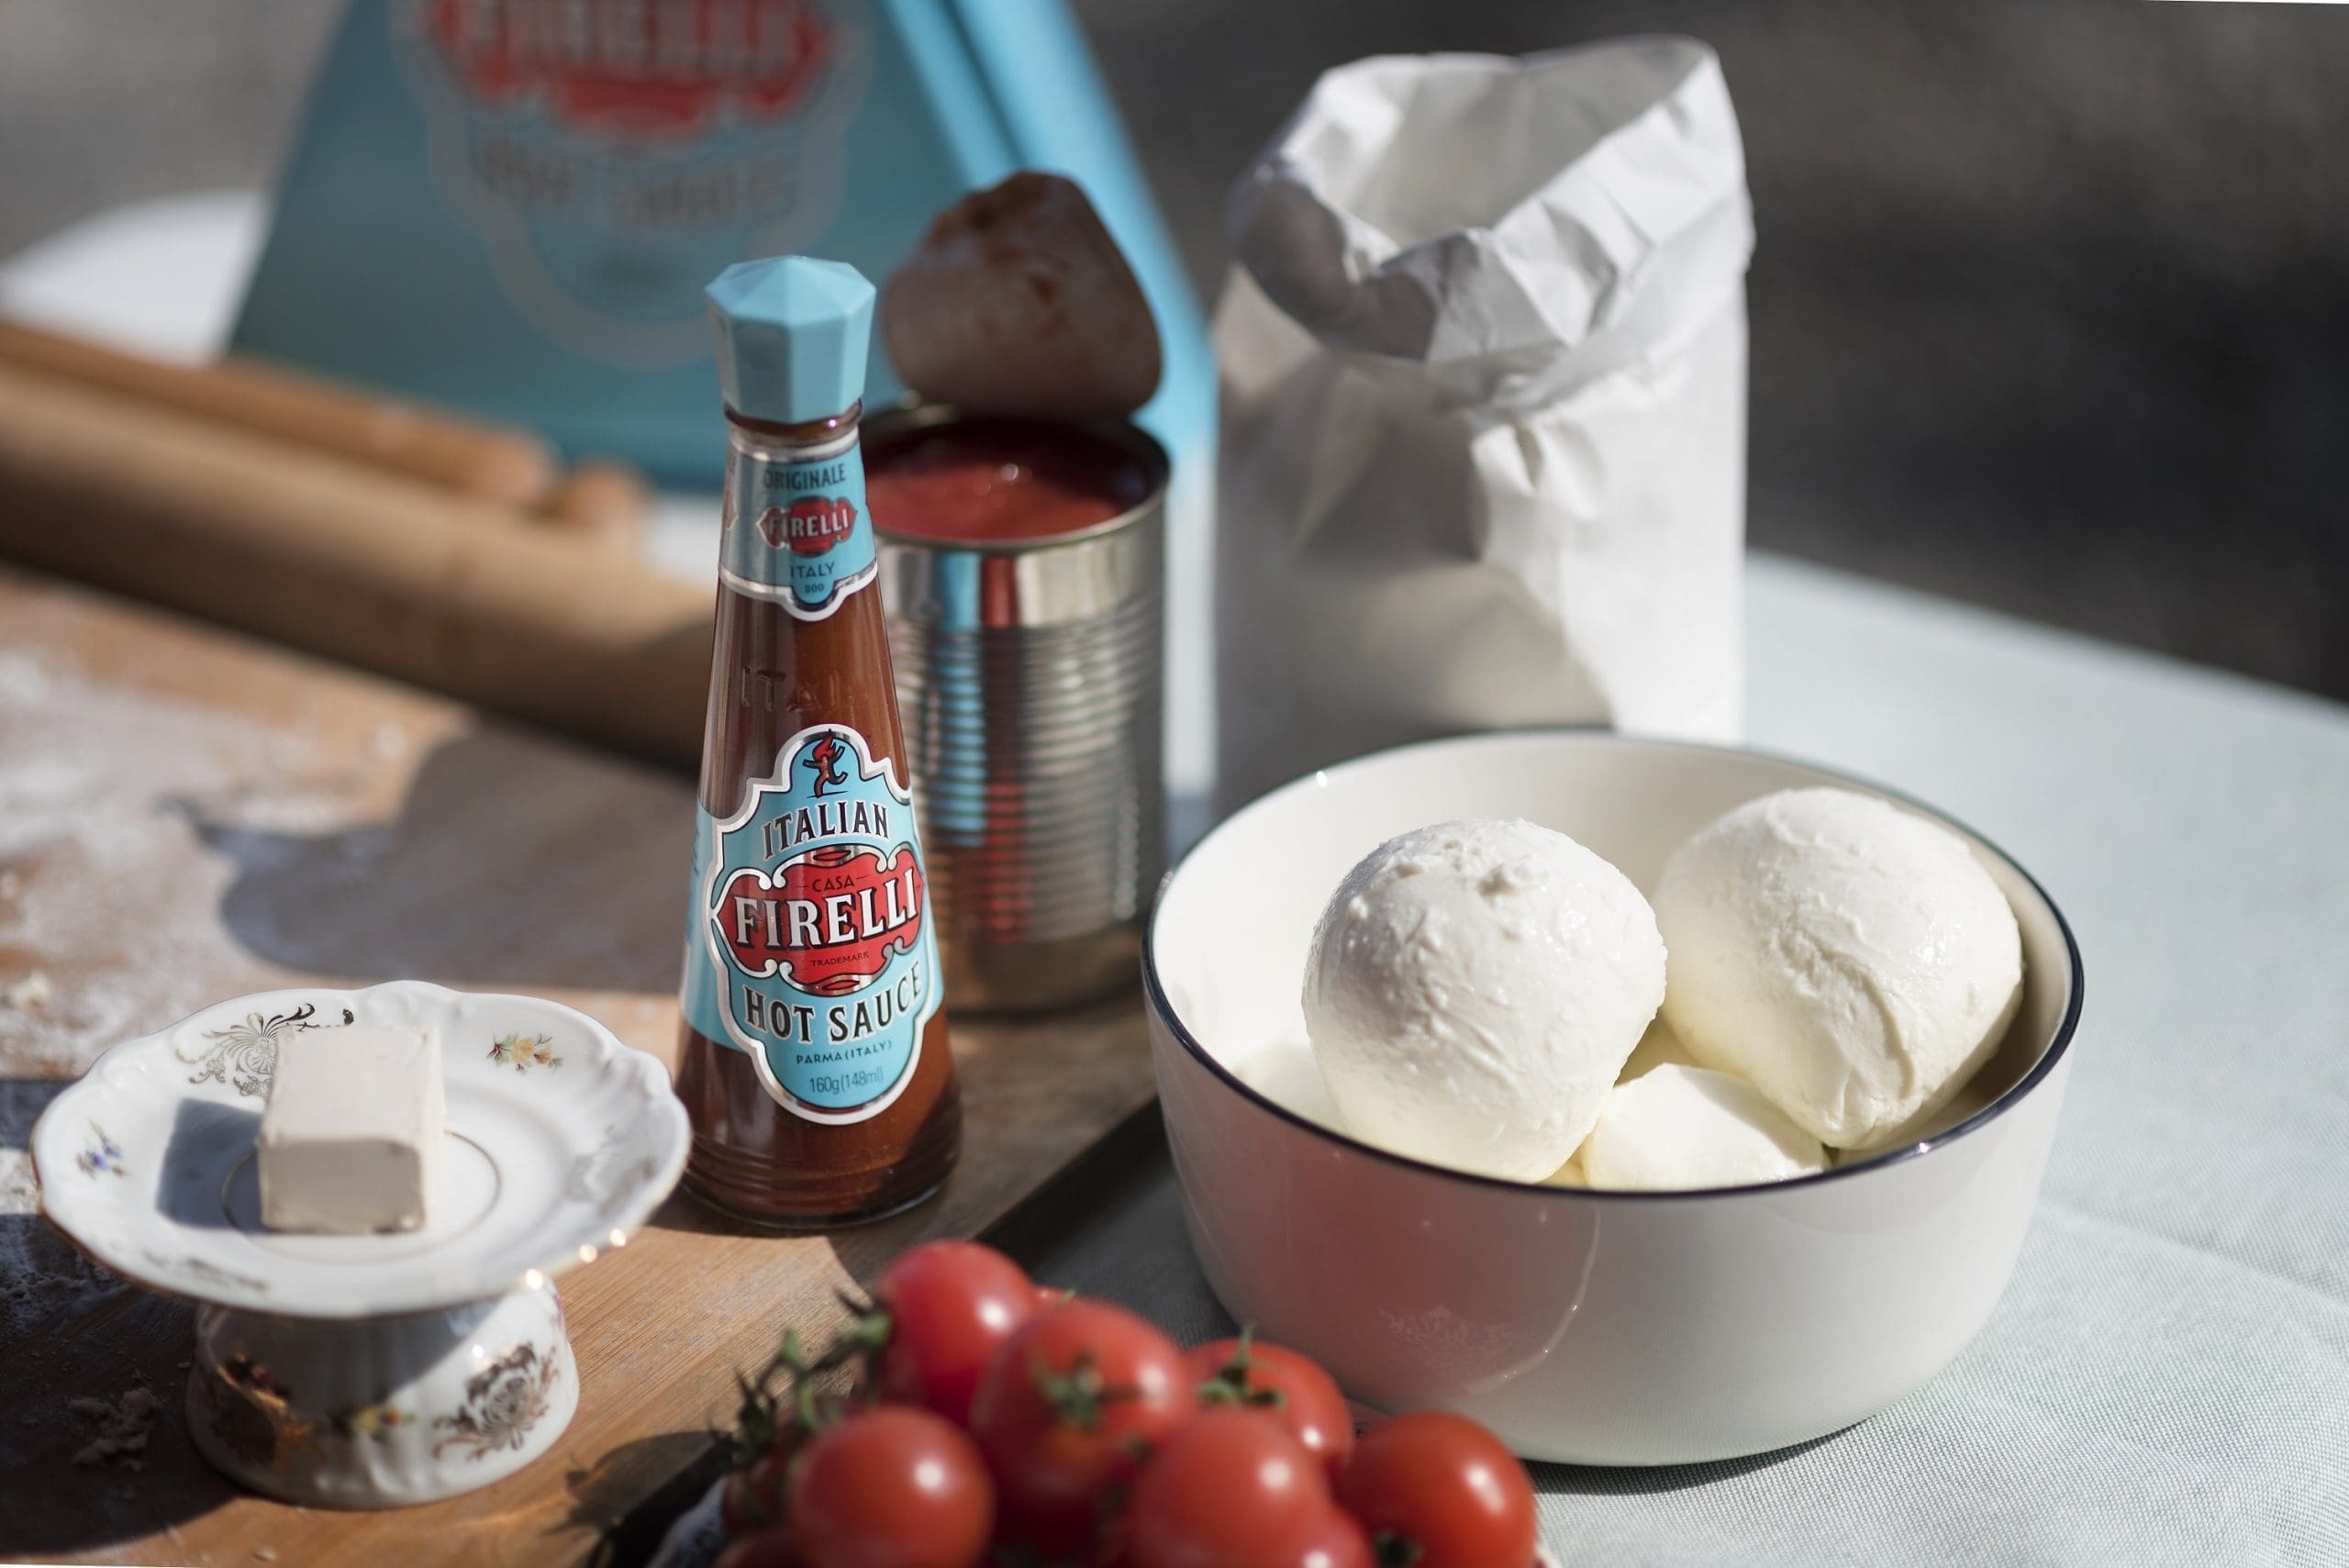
676,257,960,1227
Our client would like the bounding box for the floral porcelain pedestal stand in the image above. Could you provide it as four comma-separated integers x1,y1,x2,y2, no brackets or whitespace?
32,982,689,1508
186,1282,578,1505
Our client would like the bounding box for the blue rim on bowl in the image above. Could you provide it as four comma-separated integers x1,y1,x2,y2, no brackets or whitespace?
1142,728,2085,1202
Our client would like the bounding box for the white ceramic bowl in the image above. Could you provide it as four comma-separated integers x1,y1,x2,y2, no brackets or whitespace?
1146,732,2080,1465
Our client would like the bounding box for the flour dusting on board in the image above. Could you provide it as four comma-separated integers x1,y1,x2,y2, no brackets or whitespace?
1,1080,121,1332
69,1383,161,1469
0,646,379,1073
1,648,258,1068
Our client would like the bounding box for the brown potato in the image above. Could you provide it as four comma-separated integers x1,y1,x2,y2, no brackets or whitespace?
883,172,1163,418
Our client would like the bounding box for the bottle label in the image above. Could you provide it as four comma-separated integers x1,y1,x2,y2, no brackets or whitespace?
682,724,941,1122
719,441,876,619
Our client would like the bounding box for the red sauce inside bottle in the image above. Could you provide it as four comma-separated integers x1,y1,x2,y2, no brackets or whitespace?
676,406,961,1228
866,416,1152,542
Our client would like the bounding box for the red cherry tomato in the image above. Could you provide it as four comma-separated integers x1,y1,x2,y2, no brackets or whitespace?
1294,1507,1374,1568
1334,1412,1537,1568
1125,1408,1330,1568
720,1430,808,1539
718,1418,822,1540
786,1407,994,1568
1186,1337,1356,1483
869,1240,1040,1427
714,1529,801,1568
970,1297,1190,1558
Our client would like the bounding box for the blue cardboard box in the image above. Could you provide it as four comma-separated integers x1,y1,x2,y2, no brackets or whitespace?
232,0,1209,487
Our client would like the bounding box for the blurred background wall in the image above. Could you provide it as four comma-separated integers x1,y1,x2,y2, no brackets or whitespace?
4,0,2342,704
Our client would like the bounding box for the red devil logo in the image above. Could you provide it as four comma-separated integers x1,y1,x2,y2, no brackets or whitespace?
801,732,848,795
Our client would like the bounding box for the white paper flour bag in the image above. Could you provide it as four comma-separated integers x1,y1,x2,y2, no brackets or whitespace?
1214,39,1753,811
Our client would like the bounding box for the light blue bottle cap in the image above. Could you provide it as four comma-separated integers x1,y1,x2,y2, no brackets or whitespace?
706,257,874,424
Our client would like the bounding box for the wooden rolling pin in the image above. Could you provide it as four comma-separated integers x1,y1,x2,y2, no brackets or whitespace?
0,317,561,509
0,359,709,770
548,459,656,546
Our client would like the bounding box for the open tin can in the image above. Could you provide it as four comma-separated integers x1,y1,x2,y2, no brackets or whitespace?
871,405,1167,1012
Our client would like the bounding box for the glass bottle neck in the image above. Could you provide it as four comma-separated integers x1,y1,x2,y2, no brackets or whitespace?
718,401,877,620
724,401,863,461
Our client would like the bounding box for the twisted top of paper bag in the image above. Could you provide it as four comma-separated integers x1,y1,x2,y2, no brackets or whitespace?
1227,39,1753,404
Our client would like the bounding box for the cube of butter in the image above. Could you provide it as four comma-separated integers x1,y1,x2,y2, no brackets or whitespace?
258,1023,444,1233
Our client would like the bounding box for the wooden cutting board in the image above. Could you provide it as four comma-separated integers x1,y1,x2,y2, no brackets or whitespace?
0,564,1163,1567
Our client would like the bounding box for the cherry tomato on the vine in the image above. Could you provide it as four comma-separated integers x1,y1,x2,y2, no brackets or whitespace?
969,1297,1190,1558
1293,1507,1374,1568
867,1240,1039,1428
1125,1407,1330,1568
786,1407,993,1568
718,1451,786,1540
721,1418,818,1540
1334,1411,1537,1568
1186,1337,1355,1484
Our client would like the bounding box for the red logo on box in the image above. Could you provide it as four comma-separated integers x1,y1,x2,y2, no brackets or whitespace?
417,0,834,139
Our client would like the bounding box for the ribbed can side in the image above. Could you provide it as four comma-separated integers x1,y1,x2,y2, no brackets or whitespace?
874,409,1168,1012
